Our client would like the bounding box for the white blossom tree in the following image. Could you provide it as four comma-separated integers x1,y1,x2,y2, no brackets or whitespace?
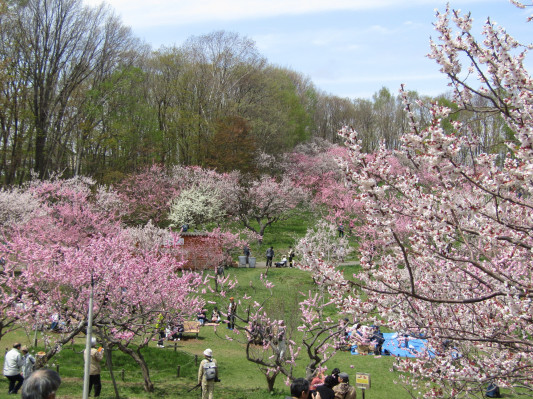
301,3,533,398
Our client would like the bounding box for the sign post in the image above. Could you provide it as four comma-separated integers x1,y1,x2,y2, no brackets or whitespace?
355,373,371,399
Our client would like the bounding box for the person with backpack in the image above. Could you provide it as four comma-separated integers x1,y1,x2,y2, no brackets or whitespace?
198,348,218,399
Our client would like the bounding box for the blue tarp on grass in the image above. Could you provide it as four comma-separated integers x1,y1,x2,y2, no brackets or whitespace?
351,332,432,358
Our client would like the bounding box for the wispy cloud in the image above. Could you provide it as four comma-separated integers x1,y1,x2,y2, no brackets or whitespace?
85,0,489,27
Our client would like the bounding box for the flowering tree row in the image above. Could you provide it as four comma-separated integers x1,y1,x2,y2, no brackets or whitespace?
0,177,208,391
116,164,308,238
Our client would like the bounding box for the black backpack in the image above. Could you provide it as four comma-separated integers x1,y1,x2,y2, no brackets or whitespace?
486,383,501,398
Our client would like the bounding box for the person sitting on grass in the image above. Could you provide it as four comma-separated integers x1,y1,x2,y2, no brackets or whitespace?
211,307,221,323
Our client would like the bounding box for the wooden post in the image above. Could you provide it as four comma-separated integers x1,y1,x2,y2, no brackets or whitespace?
121,369,125,382
174,342,177,351
177,365,181,378
195,355,198,366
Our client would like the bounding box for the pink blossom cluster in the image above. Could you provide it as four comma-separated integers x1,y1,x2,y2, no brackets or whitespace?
1,177,205,360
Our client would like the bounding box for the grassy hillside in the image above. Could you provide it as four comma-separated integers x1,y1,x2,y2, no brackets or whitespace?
0,267,411,399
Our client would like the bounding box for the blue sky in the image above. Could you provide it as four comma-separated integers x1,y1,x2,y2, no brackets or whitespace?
84,0,532,99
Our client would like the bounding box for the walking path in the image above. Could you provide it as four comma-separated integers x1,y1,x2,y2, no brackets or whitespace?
236,260,357,269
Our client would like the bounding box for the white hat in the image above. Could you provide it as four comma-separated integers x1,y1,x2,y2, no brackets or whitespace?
203,348,213,357
91,337,97,347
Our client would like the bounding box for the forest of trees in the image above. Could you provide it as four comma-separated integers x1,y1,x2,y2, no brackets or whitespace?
0,0,511,186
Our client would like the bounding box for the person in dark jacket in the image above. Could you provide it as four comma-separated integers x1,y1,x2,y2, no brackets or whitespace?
330,368,341,386
313,375,336,399
266,247,274,267
287,378,310,399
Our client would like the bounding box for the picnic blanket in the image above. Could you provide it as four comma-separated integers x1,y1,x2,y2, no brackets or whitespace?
351,332,432,358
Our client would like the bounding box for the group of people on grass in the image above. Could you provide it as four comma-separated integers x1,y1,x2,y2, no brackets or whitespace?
264,246,295,268
288,368,356,399
338,319,385,356
5,340,502,398
197,349,356,399
156,313,185,348
196,297,236,329
2,339,100,398
244,244,297,268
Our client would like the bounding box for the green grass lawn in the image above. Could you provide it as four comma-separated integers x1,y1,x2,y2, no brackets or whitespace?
0,267,412,399
1,268,524,399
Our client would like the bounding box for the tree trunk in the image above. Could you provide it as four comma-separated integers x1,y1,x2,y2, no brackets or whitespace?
116,344,154,392
103,342,120,399
266,373,278,392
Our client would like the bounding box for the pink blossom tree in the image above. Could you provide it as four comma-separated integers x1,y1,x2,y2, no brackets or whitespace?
209,274,300,392
287,143,362,228
1,177,204,392
297,290,347,380
115,164,179,226
236,175,308,238
303,4,533,397
296,220,351,269
209,273,345,391
0,187,43,339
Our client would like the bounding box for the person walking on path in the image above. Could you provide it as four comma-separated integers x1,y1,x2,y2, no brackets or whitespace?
198,348,218,399
266,246,274,267
84,338,103,397
21,346,36,380
3,342,24,394
243,244,250,265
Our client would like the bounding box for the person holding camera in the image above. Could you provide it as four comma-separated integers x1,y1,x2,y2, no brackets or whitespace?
84,338,103,397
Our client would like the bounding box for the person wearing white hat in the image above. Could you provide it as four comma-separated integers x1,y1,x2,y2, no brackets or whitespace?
198,348,218,399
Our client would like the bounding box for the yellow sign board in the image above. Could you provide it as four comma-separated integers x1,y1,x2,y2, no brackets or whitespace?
355,373,371,389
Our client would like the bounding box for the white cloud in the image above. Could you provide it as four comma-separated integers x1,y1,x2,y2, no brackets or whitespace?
84,0,489,28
